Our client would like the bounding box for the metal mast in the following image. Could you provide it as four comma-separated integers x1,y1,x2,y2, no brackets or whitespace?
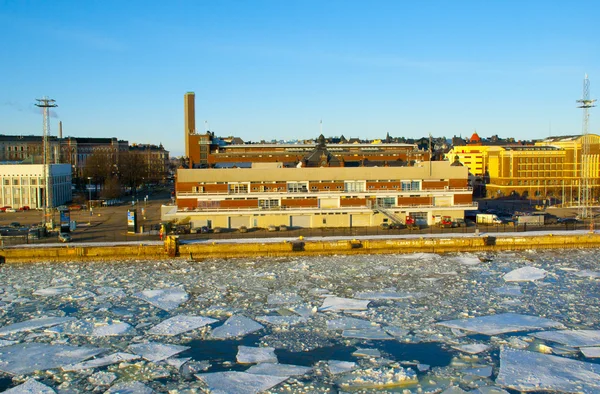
576,75,596,219
35,97,57,228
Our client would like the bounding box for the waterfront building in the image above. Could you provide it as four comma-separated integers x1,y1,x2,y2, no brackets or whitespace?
128,143,170,183
447,133,600,203
163,161,475,229
0,164,72,209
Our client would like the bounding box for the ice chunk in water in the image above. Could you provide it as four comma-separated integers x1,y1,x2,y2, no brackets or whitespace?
196,371,287,394
49,320,134,337
452,343,491,354
63,352,140,371
88,371,117,386
352,348,381,358
440,387,468,394
493,285,522,296
496,347,600,393
3,378,56,393
503,266,547,282
354,290,414,300
336,363,418,390
327,316,377,330
580,347,600,358
246,363,311,376
105,381,154,393
573,270,600,278
236,346,278,364
328,360,358,375
95,287,126,298
0,316,75,336
319,296,370,312
452,255,481,265
255,315,306,326
471,388,510,394
0,343,106,375
129,342,190,362
210,315,264,339
132,287,188,311
342,328,393,340
165,357,192,370
529,330,600,347
33,285,74,296
437,313,563,335
147,315,217,336
267,293,301,305
0,339,17,347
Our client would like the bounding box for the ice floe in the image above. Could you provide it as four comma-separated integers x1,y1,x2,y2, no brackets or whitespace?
105,381,154,393
326,316,377,330
451,343,491,354
63,352,140,371
210,315,264,339
146,315,217,336
0,343,106,375
245,363,311,376
335,363,418,390
529,329,600,347
327,360,358,375
503,266,548,282
132,287,188,311
32,285,74,296
236,346,277,364
47,319,134,337
496,347,600,393
437,313,564,335
3,379,56,393
0,316,75,336
580,347,600,358
354,290,416,300
196,371,288,394
255,315,306,326
128,342,190,362
573,270,600,278
342,328,393,340
319,296,370,312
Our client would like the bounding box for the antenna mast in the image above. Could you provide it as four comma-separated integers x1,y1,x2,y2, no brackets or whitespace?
576,75,596,219
35,97,57,228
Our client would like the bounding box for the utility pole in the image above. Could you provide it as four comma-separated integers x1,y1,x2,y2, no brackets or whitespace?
35,97,57,229
577,75,596,219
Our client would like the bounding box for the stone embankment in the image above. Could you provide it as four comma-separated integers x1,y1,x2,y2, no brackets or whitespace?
1,232,600,263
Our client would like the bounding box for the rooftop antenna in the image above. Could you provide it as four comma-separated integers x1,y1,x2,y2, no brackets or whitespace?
35,97,57,229
576,74,596,219
205,120,209,132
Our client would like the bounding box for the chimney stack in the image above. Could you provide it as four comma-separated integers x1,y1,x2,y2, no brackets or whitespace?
58,121,63,139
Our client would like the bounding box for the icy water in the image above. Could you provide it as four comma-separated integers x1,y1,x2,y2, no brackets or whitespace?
1,250,600,393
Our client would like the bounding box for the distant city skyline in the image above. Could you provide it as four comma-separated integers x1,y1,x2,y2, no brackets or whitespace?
1,1,598,157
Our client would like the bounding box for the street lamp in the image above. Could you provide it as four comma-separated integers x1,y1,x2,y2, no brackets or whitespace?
87,177,92,224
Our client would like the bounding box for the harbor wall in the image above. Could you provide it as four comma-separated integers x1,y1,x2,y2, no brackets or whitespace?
2,233,600,263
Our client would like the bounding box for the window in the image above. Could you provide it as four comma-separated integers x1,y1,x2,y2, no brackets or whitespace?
401,181,420,191
229,184,248,193
287,182,308,193
344,181,365,192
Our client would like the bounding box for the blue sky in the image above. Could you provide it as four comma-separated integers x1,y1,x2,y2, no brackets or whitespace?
1,1,598,156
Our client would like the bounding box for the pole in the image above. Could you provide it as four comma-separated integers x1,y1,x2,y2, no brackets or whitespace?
87,177,92,224
35,97,57,229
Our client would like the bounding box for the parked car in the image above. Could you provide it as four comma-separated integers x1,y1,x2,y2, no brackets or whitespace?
238,226,248,233
279,225,288,231
213,227,223,233
58,232,72,243
9,222,21,228
20,206,30,211
200,226,212,233
267,225,278,232
454,218,466,227
558,217,579,224
5,208,16,213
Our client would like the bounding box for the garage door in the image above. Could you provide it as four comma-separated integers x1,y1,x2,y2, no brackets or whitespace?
229,216,249,229
290,215,310,228
350,214,370,227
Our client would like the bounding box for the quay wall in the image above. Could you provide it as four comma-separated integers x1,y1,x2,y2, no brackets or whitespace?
1,233,600,263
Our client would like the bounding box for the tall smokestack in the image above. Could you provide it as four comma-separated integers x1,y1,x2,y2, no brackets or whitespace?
184,92,196,160
58,121,63,139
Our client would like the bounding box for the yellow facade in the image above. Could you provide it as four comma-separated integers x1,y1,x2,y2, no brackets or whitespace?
449,134,600,204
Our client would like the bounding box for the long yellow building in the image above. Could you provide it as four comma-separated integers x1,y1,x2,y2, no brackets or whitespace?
447,134,600,205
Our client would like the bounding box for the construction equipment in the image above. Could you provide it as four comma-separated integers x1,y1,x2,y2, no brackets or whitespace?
405,216,420,230
439,216,455,228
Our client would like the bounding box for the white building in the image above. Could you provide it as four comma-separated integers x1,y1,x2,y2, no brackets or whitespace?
0,164,72,209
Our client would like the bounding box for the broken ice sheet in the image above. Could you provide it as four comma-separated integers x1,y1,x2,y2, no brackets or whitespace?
451,343,491,354
318,296,370,312
165,357,192,370
210,315,264,339
354,290,418,300
3,378,56,393
0,343,106,375
352,348,381,358
132,287,189,311
105,381,154,394
146,315,218,336
0,339,17,347
129,342,190,362
255,315,306,326
496,347,600,393
580,347,600,358
95,286,126,298
236,346,278,364
503,266,547,282
529,330,600,347
493,285,522,296
32,285,74,296
88,371,117,386
327,360,357,375
47,320,134,337
63,352,140,371
0,316,75,336
245,363,311,376
327,316,377,330
437,313,564,336
572,270,600,278
452,254,481,265
196,371,288,394
267,293,302,305
336,363,418,390
342,328,393,340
